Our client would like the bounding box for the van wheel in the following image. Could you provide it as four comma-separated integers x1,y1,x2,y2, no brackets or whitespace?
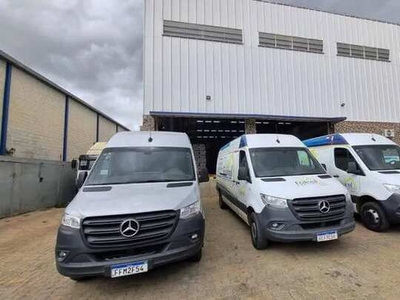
249,213,269,250
360,202,390,232
218,191,228,209
188,248,202,262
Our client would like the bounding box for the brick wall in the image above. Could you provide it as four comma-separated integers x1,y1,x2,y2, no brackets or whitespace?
193,144,206,171
141,115,156,131
7,67,64,160
245,119,257,134
335,121,400,145
0,59,5,136
67,100,97,161
98,115,117,142
117,126,127,132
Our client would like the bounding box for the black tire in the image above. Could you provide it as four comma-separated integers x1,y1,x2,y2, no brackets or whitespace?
218,190,228,209
249,212,269,250
188,248,202,262
360,201,390,232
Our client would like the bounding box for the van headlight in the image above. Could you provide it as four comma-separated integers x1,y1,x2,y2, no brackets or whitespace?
180,201,201,219
61,214,81,229
260,194,288,208
383,184,400,194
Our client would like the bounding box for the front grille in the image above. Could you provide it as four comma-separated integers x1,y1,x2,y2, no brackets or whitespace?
289,195,346,221
300,220,342,230
82,211,179,248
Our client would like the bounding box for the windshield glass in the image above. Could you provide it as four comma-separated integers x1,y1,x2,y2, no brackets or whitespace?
85,147,195,185
353,145,400,171
79,159,96,171
250,147,326,178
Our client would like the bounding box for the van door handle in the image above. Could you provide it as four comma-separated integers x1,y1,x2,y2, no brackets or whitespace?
235,181,240,185
333,175,340,178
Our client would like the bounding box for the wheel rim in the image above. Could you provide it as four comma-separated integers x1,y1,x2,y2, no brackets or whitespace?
251,222,257,244
365,208,380,225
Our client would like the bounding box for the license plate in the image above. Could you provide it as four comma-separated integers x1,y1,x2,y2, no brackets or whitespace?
111,261,148,278
317,230,338,242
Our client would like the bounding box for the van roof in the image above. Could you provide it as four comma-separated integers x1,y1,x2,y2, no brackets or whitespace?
303,133,396,147
106,131,192,148
221,134,305,151
86,142,107,156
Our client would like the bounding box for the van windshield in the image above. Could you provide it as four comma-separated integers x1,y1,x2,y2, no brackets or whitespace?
85,147,195,185
353,145,400,171
249,147,325,178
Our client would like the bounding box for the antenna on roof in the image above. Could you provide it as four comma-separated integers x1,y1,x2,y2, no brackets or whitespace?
371,134,376,142
276,136,281,144
148,131,153,143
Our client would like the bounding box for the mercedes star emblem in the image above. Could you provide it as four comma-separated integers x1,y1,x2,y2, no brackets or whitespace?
120,219,140,238
318,200,331,214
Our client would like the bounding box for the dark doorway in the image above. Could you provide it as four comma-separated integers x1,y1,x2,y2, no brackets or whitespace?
155,115,332,175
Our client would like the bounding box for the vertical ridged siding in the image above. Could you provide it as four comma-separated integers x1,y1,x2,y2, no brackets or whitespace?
144,0,400,123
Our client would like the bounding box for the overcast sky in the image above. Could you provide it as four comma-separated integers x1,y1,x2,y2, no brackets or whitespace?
0,0,399,130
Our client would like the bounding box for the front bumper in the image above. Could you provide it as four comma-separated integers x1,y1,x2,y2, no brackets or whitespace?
55,214,205,278
381,193,400,224
256,204,356,243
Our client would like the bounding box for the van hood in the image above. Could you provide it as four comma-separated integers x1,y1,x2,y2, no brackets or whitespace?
371,171,400,185
65,182,199,218
258,175,347,200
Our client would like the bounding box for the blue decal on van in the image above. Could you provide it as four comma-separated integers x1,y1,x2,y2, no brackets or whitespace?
304,134,348,148
239,135,247,148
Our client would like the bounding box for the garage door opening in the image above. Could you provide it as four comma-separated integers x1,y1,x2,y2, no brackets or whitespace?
153,113,343,175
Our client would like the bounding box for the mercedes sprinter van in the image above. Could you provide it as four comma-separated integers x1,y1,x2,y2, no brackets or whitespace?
216,134,355,249
304,133,400,232
55,132,209,280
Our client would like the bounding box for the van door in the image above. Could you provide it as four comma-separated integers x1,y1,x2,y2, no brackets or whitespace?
332,147,362,196
234,150,252,213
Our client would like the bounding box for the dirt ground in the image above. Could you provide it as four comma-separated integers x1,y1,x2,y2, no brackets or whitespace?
1,181,400,300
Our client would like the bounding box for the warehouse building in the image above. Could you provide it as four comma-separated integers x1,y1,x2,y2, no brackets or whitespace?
0,50,129,162
143,0,400,173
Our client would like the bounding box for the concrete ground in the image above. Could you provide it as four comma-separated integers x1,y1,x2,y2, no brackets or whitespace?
1,181,400,300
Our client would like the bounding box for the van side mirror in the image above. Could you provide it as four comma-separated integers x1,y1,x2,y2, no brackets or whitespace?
76,171,88,189
198,168,209,183
71,159,77,170
347,162,362,175
238,167,251,183
321,163,327,171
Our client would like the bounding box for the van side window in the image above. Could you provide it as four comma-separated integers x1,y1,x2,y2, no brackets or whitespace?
334,148,359,172
239,151,249,172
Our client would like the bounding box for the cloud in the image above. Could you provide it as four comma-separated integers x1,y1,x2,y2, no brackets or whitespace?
0,0,143,130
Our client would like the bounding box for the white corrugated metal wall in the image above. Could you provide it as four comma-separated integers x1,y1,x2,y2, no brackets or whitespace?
144,0,400,123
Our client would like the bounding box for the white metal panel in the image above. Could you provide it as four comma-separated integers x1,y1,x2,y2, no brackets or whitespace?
144,0,400,123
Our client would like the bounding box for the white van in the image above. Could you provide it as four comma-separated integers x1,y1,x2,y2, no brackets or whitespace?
304,133,400,232
56,132,209,280
216,134,355,249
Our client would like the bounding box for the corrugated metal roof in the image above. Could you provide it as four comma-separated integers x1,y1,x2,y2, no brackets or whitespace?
150,111,346,124
0,49,129,131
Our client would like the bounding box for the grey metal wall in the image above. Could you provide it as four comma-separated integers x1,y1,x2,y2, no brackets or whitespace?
144,0,400,123
0,156,76,218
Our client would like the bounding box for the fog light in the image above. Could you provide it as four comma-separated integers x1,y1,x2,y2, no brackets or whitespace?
269,222,285,230
191,233,199,240
57,250,69,262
